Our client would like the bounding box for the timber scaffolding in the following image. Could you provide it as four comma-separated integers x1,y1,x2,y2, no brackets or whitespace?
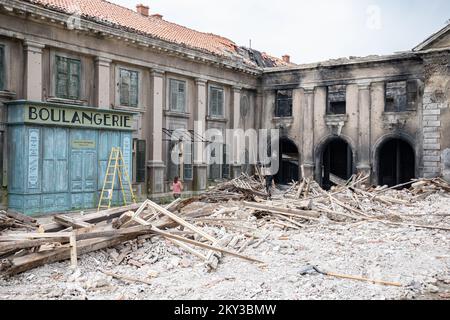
1,173,450,286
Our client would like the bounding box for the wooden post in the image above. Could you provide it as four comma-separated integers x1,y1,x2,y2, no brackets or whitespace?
69,233,78,269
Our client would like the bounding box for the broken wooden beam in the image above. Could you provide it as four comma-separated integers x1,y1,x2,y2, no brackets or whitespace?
39,203,142,233
243,202,321,220
53,215,94,230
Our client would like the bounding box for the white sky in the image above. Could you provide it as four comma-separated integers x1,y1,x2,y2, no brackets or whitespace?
111,0,450,64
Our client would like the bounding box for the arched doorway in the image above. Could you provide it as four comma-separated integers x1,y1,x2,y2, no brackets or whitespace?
321,138,354,190
378,138,415,187
275,138,299,185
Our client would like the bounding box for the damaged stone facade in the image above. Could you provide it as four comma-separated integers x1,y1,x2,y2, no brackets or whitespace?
0,0,449,211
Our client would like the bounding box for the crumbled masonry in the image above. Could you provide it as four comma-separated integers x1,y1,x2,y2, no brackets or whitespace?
1,173,449,300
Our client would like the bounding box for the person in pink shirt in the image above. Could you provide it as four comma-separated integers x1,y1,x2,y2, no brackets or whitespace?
172,177,183,199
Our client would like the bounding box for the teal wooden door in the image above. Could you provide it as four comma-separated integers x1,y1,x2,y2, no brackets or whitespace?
41,127,69,212
70,129,98,209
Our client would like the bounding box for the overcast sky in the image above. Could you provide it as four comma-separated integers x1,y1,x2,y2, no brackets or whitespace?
111,0,450,64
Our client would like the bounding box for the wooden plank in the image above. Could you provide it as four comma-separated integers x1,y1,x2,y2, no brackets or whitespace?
70,233,77,269
98,268,152,285
54,215,94,229
147,200,218,243
131,215,207,261
2,232,144,276
243,202,321,219
39,203,142,233
149,228,264,264
329,173,347,186
0,238,68,253
0,232,72,241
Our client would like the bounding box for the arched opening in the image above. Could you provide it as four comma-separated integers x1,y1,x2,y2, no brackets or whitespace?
321,138,354,190
378,138,415,187
275,138,299,185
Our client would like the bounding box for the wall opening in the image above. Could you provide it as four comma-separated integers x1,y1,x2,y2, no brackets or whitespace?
275,138,299,185
321,138,353,190
378,138,415,187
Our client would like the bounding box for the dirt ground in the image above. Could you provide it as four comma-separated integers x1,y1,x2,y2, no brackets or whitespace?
1,193,449,300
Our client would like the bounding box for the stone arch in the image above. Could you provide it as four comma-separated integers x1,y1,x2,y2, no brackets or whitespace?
274,136,300,185
373,133,417,187
314,134,357,189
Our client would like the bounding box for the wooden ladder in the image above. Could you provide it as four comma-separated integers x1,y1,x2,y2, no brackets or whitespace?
98,147,136,211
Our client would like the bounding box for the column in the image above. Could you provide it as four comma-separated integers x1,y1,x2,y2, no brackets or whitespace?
193,78,207,192
357,83,372,178
231,86,242,178
148,69,165,195
24,40,45,101
302,87,315,178
422,52,448,179
95,57,112,109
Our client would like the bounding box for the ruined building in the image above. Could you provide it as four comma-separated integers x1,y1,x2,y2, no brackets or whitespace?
0,0,449,214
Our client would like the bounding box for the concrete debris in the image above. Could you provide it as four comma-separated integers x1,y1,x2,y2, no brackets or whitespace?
0,174,449,299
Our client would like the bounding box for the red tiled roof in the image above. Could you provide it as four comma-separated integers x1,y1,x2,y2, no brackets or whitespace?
24,0,293,68
27,0,237,56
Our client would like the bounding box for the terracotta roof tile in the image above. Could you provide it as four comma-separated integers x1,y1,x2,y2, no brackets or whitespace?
25,0,293,68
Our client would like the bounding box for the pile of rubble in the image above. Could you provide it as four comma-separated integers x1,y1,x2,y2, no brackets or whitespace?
1,174,449,296
244,174,450,233
197,174,268,203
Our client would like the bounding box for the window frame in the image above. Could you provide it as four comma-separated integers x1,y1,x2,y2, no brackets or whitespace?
208,85,225,118
167,124,193,182
55,55,82,100
275,90,293,118
169,78,187,113
134,139,146,183
328,101,347,115
50,51,85,103
119,68,140,108
385,81,409,113
326,85,347,115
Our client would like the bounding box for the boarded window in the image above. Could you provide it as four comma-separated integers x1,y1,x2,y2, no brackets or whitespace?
169,79,186,112
275,90,293,117
209,86,224,117
385,81,408,112
0,45,4,90
327,85,346,115
120,69,139,107
135,140,146,183
56,55,81,100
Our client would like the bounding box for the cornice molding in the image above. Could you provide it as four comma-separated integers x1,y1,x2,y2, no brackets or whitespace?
0,0,263,76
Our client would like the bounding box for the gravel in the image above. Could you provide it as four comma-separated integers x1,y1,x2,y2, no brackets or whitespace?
0,194,449,300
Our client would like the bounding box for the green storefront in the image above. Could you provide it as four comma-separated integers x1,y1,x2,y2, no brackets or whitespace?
6,100,135,216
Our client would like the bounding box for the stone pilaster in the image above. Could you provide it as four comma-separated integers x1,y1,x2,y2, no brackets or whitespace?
24,40,45,101
148,69,165,194
232,86,242,177
421,52,449,179
357,83,372,177
302,87,315,178
95,57,112,109
193,78,207,192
